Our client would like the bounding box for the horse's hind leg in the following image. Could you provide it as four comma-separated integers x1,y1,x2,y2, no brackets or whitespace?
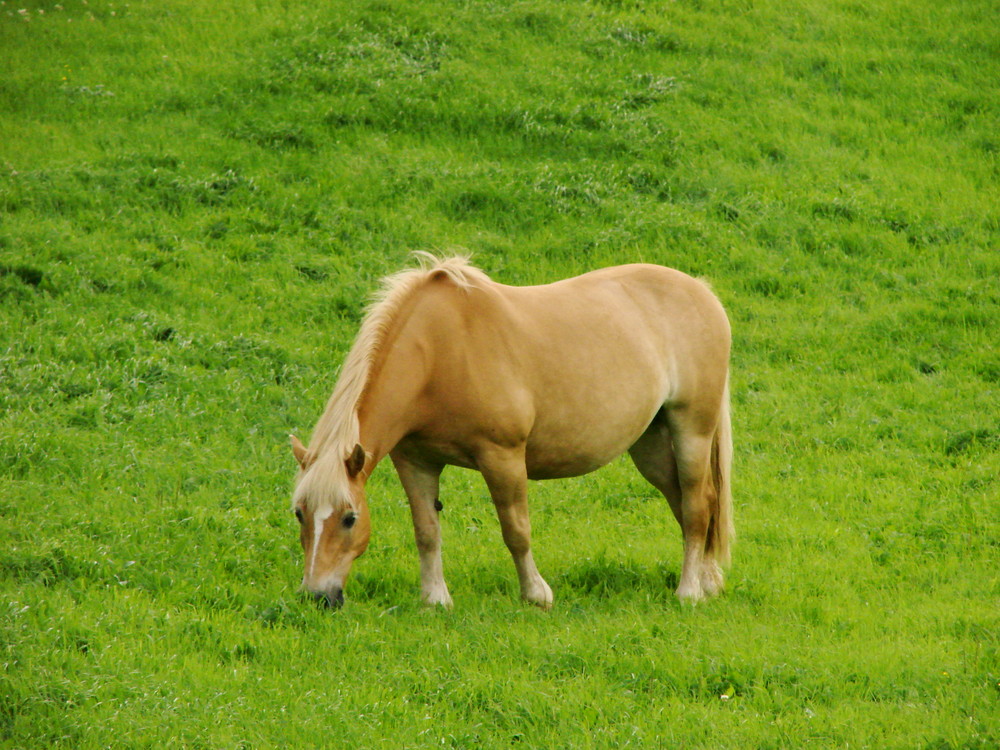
670,406,724,602
391,452,452,608
630,409,721,602
628,412,683,527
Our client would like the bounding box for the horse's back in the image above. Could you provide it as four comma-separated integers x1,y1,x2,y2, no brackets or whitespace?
503,264,725,331
498,264,729,387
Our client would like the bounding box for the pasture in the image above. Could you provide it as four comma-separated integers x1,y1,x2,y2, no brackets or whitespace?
1,0,998,747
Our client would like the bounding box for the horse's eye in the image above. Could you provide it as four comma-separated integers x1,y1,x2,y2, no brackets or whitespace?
294,508,304,524
342,512,357,529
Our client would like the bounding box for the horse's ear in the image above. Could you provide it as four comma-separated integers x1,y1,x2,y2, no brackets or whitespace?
290,435,309,469
345,443,366,478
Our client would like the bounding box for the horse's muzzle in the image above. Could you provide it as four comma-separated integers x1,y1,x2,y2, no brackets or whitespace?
313,588,344,610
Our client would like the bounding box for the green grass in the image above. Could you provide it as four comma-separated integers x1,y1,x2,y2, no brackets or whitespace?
2,0,998,747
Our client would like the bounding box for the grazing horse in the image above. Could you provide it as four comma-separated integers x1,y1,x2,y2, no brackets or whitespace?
290,254,733,609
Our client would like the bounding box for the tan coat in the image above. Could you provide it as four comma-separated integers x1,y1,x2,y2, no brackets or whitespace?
291,256,733,609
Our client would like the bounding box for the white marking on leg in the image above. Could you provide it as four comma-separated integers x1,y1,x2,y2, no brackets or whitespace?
419,547,452,607
676,541,705,602
516,550,553,609
700,557,724,597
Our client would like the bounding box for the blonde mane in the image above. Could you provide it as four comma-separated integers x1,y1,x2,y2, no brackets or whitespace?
293,252,488,511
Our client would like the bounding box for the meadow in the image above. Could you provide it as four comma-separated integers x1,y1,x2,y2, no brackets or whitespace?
1,0,998,746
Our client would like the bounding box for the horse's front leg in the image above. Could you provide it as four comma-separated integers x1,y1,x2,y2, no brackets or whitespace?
391,452,452,608
478,446,553,609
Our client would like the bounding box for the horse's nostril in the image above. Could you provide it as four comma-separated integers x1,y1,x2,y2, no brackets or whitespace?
314,589,344,609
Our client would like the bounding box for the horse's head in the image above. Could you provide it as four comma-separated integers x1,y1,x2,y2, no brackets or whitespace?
290,436,370,608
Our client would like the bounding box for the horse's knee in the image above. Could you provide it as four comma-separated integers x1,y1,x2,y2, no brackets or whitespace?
412,520,441,554
498,523,532,555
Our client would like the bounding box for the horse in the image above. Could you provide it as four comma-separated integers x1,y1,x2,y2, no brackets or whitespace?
289,253,733,609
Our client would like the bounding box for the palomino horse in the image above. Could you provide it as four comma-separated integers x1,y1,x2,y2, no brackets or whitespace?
290,254,733,609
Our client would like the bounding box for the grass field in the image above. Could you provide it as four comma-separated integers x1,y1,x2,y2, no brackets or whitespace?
2,0,998,747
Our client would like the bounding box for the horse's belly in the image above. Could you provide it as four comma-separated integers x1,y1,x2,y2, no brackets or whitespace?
524,447,620,480
523,398,661,480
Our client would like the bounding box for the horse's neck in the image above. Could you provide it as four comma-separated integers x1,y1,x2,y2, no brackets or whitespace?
356,336,426,464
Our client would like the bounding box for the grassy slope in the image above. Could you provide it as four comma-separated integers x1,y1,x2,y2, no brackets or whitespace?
1,0,998,747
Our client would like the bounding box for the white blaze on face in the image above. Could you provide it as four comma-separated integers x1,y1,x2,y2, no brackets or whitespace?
309,505,334,580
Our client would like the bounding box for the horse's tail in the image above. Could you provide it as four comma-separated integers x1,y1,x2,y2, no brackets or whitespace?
709,376,734,567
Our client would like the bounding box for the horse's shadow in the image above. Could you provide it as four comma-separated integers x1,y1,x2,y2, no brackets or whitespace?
347,558,680,609
554,557,679,604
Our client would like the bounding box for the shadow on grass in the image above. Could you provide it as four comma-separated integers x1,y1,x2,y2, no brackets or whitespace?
555,556,679,603
255,557,684,616
356,557,683,607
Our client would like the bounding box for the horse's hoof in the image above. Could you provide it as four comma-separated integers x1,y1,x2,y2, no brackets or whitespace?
523,580,553,610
